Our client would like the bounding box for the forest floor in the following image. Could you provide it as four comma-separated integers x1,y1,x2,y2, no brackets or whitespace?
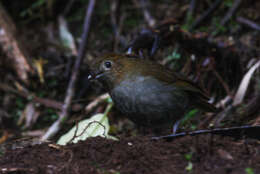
1,135,260,174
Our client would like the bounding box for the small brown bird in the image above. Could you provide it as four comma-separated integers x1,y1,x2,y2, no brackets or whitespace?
89,54,216,132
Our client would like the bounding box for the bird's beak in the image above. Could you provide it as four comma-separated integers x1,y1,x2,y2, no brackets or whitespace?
88,71,104,81
87,74,94,81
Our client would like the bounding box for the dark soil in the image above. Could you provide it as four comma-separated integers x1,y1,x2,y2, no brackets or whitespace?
1,135,259,174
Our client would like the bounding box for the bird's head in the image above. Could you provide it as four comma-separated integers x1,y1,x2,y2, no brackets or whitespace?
88,53,139,90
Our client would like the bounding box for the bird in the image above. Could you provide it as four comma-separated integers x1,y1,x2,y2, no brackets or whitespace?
88,53,216,133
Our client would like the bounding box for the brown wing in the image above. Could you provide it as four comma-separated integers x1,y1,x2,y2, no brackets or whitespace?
136,60,216,112
111,55,216,112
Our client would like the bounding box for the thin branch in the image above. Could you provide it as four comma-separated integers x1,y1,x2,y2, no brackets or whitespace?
184,0,196,31
62,0,76,16
209,0,242,39
190,0,222,31
68,120,79,144
132,0,156,27
220,0,242,26
237,16,260,31
243,93,260,119
152,125,260,140
0,3,34,83
110,0,119,51
140,0,156,27
41,0,96,141
0,167,36,173
110,0,127,51
85,93,110,113
212,69,232,97
0,83,82,111
188,0,196,16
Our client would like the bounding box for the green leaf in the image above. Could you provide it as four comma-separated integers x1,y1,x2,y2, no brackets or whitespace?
181,109,198,125
245,168,255,174
166,49,181,61
184,153,192,161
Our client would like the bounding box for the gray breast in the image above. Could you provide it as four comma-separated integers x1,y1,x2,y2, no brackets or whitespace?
110,76,189,125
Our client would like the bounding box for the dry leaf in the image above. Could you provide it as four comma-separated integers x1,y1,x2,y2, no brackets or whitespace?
233,60,260,106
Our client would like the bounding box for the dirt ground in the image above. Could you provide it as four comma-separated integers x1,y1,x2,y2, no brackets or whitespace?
0,134,259,174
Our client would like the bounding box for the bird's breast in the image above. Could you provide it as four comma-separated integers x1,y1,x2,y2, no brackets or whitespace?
110,76,189,122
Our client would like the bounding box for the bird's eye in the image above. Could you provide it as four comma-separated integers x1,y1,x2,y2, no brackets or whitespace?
104,61,112,69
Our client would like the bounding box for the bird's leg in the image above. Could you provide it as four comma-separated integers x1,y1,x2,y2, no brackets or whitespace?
138,49,144,58
172,120,181,134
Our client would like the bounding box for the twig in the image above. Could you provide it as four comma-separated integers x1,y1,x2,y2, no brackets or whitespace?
186,0,196,30
62,0,76,16
243,93,260,121
214,105,234,126
209,0,242,39
132,0,156,27
220,0,242,26
152,125,260,140
71,121,106,142
237,16,260,31
67,120,108,145
110,0,119,51
0,83,82,111
118,14,127,47
212,69,232,96
68,120,79,144
0,3,33,83
188,0,196,16
190,0,222,31
140,0,156,27
22,130,45,137
41,0,96,141
110,0,127,51
1,167,36,173
85,93,110,113
215,92,260,126
69,102,112,144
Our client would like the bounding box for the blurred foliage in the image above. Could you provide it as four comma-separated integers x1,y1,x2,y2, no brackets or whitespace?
184,153,193,161
223,0,233,8
20,0,46,18
245,168,255,174
181,109,199,131
184,152,193,172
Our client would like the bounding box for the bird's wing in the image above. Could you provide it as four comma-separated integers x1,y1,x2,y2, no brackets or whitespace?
147,66,216,112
